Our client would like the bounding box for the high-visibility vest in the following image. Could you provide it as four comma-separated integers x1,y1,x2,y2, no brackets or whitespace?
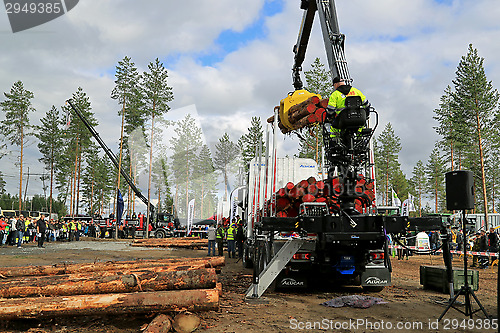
227,225,236,241
216,227,224,239
328,86,366,110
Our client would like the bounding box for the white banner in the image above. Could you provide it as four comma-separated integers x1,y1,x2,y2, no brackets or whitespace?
187,199,195,236
392,188,401,207
401,199,409,216
230,193,238,223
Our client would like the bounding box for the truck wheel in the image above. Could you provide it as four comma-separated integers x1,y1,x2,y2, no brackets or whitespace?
242,245,253,268
362,286,384,292
154,230,166,238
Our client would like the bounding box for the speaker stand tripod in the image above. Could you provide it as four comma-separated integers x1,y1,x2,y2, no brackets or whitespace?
439,210,489,320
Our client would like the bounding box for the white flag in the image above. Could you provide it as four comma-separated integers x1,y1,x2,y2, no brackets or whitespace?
408,193,416,212
187,199,195,236
401,199,409,216
392,188,401,207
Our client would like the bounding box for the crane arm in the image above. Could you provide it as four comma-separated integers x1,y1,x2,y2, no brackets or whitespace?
66,99,155,217
292,0,352,90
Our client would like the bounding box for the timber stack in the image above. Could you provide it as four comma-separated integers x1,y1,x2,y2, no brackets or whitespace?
267,97,329,134
267,176,375,217
0,257,224,320
130,237,207,249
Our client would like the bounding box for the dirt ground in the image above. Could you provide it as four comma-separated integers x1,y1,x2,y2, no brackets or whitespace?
0,238,498,333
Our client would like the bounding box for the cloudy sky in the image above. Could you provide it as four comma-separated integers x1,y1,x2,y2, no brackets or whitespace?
1,0,500,210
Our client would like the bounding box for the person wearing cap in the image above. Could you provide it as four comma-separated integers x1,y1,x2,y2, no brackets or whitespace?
328,77,369,138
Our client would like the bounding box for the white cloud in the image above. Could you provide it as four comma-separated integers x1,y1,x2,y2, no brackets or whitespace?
1,0,500,210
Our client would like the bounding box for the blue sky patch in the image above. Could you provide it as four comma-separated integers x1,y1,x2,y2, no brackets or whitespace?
198,0,285,66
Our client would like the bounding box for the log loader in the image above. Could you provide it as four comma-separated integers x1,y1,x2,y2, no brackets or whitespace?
244,0,443,298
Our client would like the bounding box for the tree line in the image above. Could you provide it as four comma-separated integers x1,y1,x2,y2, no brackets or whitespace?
297,45,500,221
3,44,495,221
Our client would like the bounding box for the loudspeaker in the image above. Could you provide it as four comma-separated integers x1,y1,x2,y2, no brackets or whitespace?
445,170,474,210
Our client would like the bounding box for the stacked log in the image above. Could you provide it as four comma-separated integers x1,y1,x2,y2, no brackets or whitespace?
267,176,375,217
0,257,224,320
130,237,208,249
267,97,329,134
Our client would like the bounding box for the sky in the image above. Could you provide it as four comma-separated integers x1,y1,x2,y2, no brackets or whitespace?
1,0,500,212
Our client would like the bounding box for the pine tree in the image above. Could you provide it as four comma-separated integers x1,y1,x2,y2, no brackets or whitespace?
214,133,240,200
374,123,402,205
425,147,446,213
192,144,217,218
450,44,500,226
60,88,97,216
35,105,64,215
141,58,173,234
409,160,425,217
237,117,264,172
297,58,334,162
0,80,35,211
170,114,202,217
111,56,141,221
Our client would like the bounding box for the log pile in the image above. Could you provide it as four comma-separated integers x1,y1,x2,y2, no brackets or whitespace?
268,97,329,134
0,257,224,320
267,176,375,217
130,237,208,249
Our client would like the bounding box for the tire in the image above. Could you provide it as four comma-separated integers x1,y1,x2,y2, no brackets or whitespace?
154,230,166,238
242,245,253,268
362,286,384,292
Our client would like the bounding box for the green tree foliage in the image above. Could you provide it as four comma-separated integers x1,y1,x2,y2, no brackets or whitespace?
59,88,97,215
141,58,173,229
425,147,446,213
0,80,35,210
192,144,217,218
35,106,64,215
111,56,142,216
81,144,114,216
409,160,425,216
374,123,402,205
214,133,240,200
449,44,500,223
237,117,264,172
170,114,202,217
297,58,334,163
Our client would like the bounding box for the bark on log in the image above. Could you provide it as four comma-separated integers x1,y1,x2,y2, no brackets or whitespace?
0,268,217,298
144,314,172,333
0,288,219,320
0,257,224,278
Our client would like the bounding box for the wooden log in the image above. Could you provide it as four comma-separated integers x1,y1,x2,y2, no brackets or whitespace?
0,257,224,278
144,314,172,333
0,268,217,299
0,288,219,320
288,102,317,122
318,98,329,108
173,313,201,333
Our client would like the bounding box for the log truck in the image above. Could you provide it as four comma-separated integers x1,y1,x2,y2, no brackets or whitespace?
244,0,442,298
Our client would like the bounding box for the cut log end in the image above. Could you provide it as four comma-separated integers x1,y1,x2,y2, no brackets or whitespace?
173,312,201,333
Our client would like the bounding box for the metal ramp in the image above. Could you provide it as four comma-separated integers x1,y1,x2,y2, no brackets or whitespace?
246,238,305,298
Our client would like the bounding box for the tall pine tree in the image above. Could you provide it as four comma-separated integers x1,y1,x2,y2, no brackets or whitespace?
0,80,35,211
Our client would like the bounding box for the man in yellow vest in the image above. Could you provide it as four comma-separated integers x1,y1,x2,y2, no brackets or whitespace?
226,221,237,258
328,77,369,138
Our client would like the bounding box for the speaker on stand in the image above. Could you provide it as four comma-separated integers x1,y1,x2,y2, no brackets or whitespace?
439,170,489,320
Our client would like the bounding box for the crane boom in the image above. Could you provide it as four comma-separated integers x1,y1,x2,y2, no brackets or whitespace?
292,0,351,90
66,100,154,217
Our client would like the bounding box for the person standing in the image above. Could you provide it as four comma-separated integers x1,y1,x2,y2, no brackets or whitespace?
488,227,498,265
15,215,25,248
36,214,47,248
236,222,245,260
207,224,216,256
226,221,236,258
216,223,225,256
